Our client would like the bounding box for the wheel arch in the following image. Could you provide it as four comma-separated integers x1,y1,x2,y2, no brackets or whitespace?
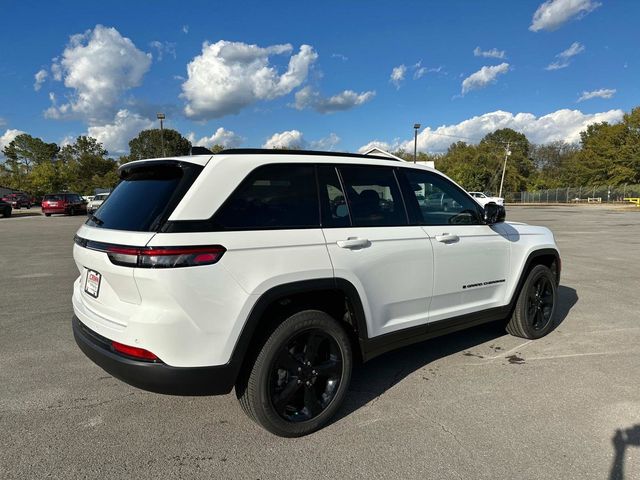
228,278,369,385
509,248,561,310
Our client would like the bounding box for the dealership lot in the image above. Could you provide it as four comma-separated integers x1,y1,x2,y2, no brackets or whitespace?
1,206,639,480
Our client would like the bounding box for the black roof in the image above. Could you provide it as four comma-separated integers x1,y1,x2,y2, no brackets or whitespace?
193,147,400,162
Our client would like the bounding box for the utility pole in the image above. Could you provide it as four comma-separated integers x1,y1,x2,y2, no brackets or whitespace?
157,112,166,157
498,142,511,198
413,123,421,163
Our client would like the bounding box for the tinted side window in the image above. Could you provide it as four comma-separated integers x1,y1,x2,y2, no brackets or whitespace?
338,166,407,227
400,169,482,225
318,166,350,227
213,164,319,230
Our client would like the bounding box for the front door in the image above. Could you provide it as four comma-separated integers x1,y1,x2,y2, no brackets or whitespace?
398,168,511,323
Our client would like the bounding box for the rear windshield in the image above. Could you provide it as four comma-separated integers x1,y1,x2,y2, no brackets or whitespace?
44,194,64,201
86,162,202,232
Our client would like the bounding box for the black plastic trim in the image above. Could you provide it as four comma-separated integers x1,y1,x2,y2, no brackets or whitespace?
351,247,561,361
217,148,399,161
73,316,235,395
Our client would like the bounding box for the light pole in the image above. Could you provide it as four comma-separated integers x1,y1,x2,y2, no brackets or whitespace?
157,112,165,157
498,142,511,198
413,123,421,163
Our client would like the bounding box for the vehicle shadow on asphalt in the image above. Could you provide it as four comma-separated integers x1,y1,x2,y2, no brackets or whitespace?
3,212,42,218
335,285,578,423
609,424,640,480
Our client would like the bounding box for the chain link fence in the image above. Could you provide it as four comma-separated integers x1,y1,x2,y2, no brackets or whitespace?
505,185,640,204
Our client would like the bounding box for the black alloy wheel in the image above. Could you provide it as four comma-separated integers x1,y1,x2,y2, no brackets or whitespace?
237,310,352,437
506,264,557,339
526,275,554,331
269,328,342,422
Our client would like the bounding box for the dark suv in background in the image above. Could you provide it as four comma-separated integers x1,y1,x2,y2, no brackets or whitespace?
0,198,11,217
42,193,87,216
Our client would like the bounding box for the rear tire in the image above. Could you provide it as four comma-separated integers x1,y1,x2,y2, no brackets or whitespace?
2,207,11,218
45,213,51,217
236,310,352,437
506,264,557,339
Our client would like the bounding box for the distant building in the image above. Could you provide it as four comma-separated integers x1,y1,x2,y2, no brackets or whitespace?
362,147,435,169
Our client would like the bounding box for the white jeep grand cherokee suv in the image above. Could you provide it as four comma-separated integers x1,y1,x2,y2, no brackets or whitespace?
72,149,560,437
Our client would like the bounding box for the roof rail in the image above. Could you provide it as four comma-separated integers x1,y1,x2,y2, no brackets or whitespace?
216,148,400,161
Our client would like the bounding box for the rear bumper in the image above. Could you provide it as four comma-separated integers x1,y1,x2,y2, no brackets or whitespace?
72,316,236,396
42,207,66,214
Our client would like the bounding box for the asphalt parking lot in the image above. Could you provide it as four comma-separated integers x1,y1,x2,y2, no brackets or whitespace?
1,206,639,480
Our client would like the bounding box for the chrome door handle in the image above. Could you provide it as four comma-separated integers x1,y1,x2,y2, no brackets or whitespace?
337,238,370,249
435,233,459,243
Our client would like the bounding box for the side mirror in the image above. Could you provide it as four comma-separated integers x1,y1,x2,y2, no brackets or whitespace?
483,202,506,224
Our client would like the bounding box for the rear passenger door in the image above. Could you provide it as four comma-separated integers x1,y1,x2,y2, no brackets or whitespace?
399,168,511,322
319,165,434,338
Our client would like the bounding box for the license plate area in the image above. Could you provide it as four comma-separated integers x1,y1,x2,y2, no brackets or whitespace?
84,269,102,298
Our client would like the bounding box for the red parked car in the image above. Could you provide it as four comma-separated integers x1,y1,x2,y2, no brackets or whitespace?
1,193,31,209
41,193,87,216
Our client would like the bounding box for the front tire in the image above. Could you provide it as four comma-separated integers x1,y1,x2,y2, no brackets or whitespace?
506,264,557,339
2,207,11,218
236,310,353,437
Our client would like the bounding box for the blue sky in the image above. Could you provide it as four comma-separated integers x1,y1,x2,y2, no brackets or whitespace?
1,0,638,156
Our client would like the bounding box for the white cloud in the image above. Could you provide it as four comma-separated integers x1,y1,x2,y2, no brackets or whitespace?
546,41,585,70
45,25,152,124
577,88,616,102
310,133,340,151
530,0,601,32
461,63,509,94
33,69,48,91
149,40,176,61
359,108,624,154
181,40,317,120
412,61,435,79
390,64,406,88
473,47,506,59
0,118,5,127
188,127,243,148
86,109,154,154
182,25,189,34
1,129,25,153
59,136,75,148
293,86,375,114
331,53,348,61
262,130,305,149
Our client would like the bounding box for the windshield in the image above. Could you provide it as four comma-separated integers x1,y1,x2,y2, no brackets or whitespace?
44,194,64,201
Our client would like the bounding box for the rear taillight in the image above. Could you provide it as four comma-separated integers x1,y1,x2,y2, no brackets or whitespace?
74,237,225,268
107,245,226,268
112,341,159,361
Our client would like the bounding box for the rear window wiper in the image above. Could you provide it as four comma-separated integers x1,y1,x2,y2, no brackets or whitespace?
88,213,104,226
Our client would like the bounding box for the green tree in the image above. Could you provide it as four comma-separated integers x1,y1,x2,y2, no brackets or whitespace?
128,129,192,160
1,134,59,191
209,144,226,153
58,136,118,194
529,142,579,188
